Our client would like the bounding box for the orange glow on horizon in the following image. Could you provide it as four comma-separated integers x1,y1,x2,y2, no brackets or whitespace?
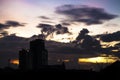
112,50,119,52
78,57,119,63
10,59,19,65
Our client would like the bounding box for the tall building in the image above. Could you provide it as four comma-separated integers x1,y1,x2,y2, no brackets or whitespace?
30,39,48,69
19,39,65,70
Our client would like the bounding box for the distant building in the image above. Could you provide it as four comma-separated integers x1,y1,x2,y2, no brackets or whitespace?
30,39,48,69
19,49,29,70
19,39,65,70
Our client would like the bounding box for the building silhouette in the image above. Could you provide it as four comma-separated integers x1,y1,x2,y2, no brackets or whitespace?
19,49,29,70
30,39,48,69
19,39,48,70
19,39,65,70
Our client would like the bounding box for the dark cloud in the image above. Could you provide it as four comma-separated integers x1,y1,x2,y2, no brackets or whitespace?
56,4,117,25
0,21,25,30
45,40,98,57
39,16,51,20
0,23,9,30
55,24,70,34
61,22,71,26
76,28,89,41
75,28,101,50
37,24,55,36
0,31,8,37
100,31,120,42
37,24,71,38
81,35,101,50
6,21,24,27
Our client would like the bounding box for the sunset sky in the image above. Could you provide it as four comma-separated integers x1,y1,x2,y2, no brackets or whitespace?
1,0,120,41
0,0,120,70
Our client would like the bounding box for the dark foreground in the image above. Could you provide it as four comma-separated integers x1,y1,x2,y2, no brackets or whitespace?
0,68,119,80
1,60,120,79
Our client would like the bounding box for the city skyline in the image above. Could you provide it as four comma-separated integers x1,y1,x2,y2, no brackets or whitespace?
0,0,120,70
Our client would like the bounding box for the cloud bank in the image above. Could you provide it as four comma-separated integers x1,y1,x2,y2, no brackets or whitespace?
37,24,71,38
0,20,25,30
56,5,117,25
100,31,120,42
